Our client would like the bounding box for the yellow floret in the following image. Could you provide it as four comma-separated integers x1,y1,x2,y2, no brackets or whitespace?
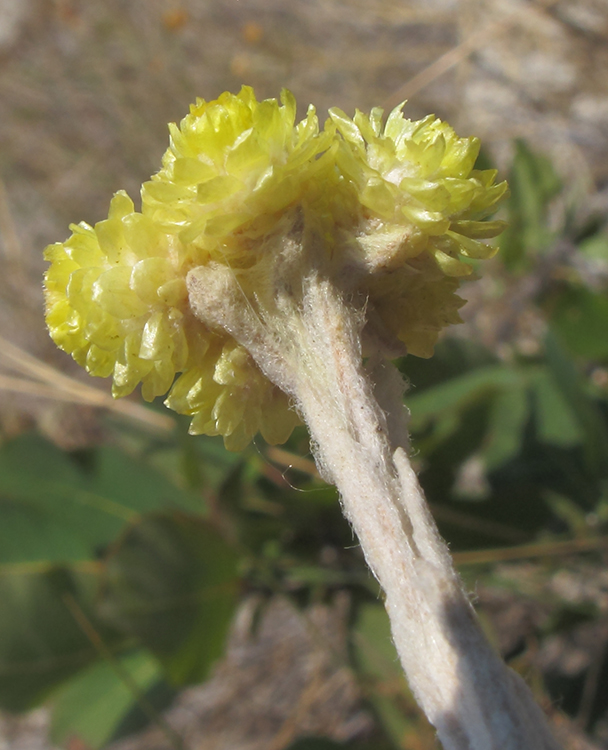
45,192,192,398
44,190,298,447
328,104,508,356
141,86,336,256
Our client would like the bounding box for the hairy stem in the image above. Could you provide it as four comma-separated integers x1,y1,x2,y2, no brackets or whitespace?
280,278,559,750
187,225,561,750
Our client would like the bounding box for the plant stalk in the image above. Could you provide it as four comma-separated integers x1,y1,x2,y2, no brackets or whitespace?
187,224,562,750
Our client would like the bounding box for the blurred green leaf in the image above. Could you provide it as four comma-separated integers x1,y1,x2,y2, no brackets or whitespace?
0,567,123,711
408,365,522,430
544,492,591,537
0,434,203,565
545,331,608,479
50,649,163,750
500,140,561,271
99,512,240,684
0,435,93,564
579,231,608,262
0,501,92,566
532,369,583,448
482,385,529,470
145,428,244,493
94,444,204,517
551,286,608,361
401,337,497,392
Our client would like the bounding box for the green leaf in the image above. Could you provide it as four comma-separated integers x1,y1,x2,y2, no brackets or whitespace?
50,650,163,750
0,434,203,566
544,491,590,536
551,286,608,361
0,501,92,566
408,365,523,430
481,385,529,470
141,427,244,493
532,369,583,448
545,331,608,478
579,231,608,262
499,140,561,271
0,434,92,564
0,567,123,711
99,512,240,684
93,444,203,517
400,336,497,391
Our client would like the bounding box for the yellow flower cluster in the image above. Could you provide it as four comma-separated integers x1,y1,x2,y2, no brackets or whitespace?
44,86,507,449
329,106,507,356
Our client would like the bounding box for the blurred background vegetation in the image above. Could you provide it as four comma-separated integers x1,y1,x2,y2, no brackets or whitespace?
1,0,608,748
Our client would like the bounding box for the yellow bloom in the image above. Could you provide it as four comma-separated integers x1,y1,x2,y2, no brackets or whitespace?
44,191,299,451
44,88,506,448
44,191,190,400
329,105,508,357
142,86,335,252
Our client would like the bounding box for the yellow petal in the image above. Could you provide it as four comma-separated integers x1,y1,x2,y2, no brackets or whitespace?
93,266,148,319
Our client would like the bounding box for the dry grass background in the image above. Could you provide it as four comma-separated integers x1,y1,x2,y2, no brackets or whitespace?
1,0,608,748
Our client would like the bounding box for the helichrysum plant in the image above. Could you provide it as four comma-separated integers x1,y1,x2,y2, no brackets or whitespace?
45,87,561,750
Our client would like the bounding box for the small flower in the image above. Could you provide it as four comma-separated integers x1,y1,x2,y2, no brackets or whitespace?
141,86,335,250
44,195,300,452
44,191,191,401
45,88,507,448
329,105,508,357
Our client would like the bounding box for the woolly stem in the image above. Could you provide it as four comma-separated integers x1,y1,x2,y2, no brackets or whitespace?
280,279,560,750
186,226,561,750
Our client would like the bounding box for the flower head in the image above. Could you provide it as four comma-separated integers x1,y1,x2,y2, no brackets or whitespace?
45,88,507,448
142,86,335,251
329,105,508,356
